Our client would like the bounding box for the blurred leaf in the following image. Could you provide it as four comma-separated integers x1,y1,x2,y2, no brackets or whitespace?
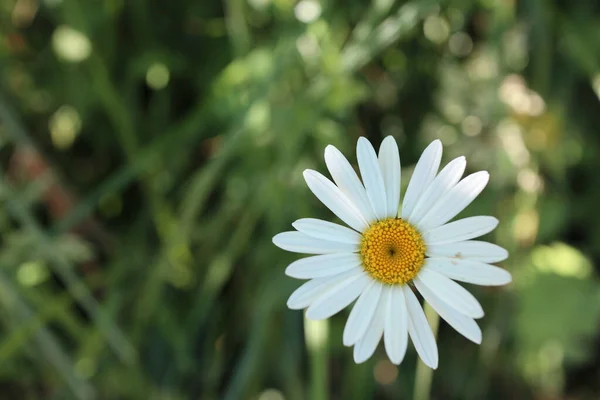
515,272,600,364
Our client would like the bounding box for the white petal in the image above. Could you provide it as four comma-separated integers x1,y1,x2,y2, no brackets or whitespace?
416,267,484,319
426,241,508,263
417,171,490,231
384,286,409,365
285,253,362,279
273,231,357,254
423,216,499,245
357,137,388,220
292,218,362,244
414,276,482,344
353,288,387,363
306,272,371,320
403,286,438,369
425,258,512,286
408,156,466,225
343,281,383,346
378,136,401,219
401,140,443,219
303,169,369,232
287,269,361,309
324,145,377,223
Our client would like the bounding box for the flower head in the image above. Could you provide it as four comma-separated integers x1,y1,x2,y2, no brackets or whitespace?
273,137,511,368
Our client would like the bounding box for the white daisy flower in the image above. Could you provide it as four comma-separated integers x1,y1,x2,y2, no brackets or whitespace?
273,136,511,369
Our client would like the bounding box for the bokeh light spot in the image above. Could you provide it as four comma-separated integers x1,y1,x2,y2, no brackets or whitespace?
374,359,398,384
462,115,482,137
448,32,473,56
423,15,450,44
258,389,285,400
49,105,82,150
52,25,92,62
294,0,321,23
17,261,49,287
146,63,170,90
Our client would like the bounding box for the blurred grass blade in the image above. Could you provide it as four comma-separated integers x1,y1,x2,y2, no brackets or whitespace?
0,270,95,400
0,179,136,364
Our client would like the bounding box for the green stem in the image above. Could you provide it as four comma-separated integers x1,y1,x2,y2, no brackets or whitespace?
224,0,251,56
413,302,440,400
305,318,329,400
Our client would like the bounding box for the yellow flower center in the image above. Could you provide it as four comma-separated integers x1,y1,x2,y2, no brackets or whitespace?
359,218,426,285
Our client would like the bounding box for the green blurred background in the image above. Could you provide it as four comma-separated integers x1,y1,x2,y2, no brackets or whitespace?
1,0,600,398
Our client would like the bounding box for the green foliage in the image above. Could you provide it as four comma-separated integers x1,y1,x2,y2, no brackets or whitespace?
1,0,600,399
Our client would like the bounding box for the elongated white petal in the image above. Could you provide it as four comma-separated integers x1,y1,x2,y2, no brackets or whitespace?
425,258,512,286
287,269,361,309
306,272,370,320
384,285,409,365
418,171,490,231
303,169,369,232
378,136,401,219
417,268,484,319
273,231,357,254
324,145,377,223
292,218,362,244
423,216,499,245
403,286,438,369
285,253,362,279
409,156,466,225
401,140,442,219
426,241,508,263
414,276,482,344
357,137,388,220
353,288,387,363
343,281,383,346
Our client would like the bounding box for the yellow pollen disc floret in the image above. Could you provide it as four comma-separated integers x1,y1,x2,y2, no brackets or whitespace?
359,218,426,285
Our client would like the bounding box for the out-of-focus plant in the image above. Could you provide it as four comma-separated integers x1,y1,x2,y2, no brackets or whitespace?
0,0,599,399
